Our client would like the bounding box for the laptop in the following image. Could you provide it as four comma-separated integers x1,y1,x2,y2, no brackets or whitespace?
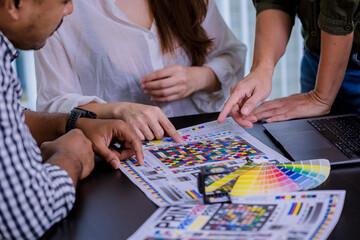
263,114,360,165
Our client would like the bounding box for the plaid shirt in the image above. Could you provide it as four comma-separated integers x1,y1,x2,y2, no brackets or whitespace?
0,32,75,240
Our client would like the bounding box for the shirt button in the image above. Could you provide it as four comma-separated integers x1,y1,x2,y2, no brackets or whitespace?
310,31,317,37
10,51,19,62
165,110,172,116
344,24,353,32
148,34,154,40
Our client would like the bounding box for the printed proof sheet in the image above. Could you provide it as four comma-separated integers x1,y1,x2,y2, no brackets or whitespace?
129,190,345,240
118,118,289,206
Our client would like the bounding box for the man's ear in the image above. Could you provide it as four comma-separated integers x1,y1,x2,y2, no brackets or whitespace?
3,0,21,21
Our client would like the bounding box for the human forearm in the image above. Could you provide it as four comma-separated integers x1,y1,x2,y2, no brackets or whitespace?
252,9,294,71
40,129,95,185
313,30,354,106
44,152,83,188
24,110,67,145
250,31,354,123
218,9,293,125
201,0,246,91
190,66,221,93
0,160,76,239
79,102,128,119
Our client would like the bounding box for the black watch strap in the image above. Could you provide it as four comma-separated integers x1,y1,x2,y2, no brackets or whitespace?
66,107,97,133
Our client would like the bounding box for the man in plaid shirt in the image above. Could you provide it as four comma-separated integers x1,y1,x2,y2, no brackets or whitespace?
0,0,144,239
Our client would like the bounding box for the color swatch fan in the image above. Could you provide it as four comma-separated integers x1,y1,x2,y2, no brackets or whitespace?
200,159,330,203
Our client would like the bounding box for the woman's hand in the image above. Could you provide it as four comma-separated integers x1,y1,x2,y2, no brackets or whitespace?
141,64,220,102
80,102,182,143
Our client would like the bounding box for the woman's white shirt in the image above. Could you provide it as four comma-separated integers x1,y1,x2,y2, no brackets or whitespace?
35,0,246,117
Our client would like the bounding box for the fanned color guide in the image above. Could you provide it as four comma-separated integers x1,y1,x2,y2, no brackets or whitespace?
205,159,330,196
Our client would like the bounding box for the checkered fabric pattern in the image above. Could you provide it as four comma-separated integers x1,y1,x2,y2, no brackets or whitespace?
0,32,75,240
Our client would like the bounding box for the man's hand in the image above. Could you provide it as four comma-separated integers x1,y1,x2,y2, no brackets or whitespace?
251,91,331,123
218,68,273,128
41,129,95,186
217,9,293,128
77,118,145,168
141,65,219,102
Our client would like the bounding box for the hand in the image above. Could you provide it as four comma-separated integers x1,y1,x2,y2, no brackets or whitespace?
77,118,145,168
41,129,94,185
112,102,182,143
79,102,182,143
141,65,219,102
218,68,273,128
251,91,331,123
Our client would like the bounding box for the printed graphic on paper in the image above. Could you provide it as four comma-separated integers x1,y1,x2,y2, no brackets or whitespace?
119,118,290,206
204,203,275,231
151,136,262,169
128,190,345,240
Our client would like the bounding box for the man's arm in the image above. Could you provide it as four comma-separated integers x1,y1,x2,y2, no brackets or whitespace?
0,125,95,239
251,9,294,76
218,9,294,127
0,104,94,240
315,31,354,108
252,30,354,122
40,129,95,187
24,110,67,145
24,109,144,167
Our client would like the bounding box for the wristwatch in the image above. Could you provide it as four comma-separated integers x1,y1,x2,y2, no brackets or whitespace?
66,107,97,133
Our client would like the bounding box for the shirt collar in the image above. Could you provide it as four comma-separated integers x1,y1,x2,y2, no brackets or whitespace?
0,31,19,62
105,0,154,32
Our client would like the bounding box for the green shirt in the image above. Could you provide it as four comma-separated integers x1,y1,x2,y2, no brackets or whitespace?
253,0,360,55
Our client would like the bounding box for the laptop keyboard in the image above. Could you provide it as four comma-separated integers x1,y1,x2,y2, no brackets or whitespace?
308,116,360,158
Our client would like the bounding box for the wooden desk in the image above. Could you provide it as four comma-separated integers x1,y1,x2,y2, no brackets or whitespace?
41,113,360,239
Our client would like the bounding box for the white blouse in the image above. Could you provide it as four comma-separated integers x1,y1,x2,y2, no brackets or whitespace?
35,0,246,117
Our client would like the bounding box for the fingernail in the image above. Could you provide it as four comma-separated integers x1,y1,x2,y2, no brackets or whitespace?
242,107,249,115
110,159,119,169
